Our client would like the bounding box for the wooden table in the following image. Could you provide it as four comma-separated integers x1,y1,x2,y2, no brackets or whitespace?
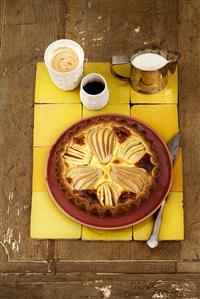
1,0,200,297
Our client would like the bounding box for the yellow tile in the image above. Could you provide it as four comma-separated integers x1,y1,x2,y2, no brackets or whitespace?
84,62,130,103
32,147,49,192
34,103,82,146
159,192,184,240
133,192,184,241
82,226,132,241
131,69,178,104
35,62,80,103
131,104,179,143
171,148,183,192
83,103,130,118
133,216,153,241
31,192,81,239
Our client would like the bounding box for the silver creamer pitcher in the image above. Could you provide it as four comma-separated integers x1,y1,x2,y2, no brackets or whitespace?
111,46,181,94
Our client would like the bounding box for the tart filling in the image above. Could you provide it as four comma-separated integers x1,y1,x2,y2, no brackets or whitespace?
56,122,159,217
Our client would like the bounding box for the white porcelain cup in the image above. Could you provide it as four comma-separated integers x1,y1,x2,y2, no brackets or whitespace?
80,73,109,110
44,39,84,91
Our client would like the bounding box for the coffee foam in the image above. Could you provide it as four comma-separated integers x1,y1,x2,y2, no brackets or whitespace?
51,46,79,72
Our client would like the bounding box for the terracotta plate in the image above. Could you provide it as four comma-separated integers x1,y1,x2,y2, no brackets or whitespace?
46,114,173,229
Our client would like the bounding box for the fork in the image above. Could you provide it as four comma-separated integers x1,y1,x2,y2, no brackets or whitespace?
147,200,165,248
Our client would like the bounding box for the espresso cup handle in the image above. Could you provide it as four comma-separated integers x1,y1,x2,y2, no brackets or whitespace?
111,55,130,80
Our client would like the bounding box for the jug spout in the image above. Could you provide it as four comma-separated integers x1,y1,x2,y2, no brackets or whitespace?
166,50,181,63
164,51,181,75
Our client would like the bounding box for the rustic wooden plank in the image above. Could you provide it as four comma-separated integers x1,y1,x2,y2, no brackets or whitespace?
177,261,200,273
0,0,65,264
1,259,200,275
0,244,52,273
0,0,5,48
1,273,200,299
4,0,65,25
64,0,178,61
1,272,200,282
2,272,200,283
0,260,176,274
178,0,200,263
0,261,49,273
56,260,176,273
55,239,181,261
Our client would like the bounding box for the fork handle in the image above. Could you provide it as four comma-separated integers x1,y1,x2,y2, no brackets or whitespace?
147,200,166,248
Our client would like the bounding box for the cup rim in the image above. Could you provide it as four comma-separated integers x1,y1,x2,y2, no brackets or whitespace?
44,39,84,75
80,72,107,96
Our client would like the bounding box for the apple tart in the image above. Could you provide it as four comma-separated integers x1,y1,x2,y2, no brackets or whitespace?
56,120,159,217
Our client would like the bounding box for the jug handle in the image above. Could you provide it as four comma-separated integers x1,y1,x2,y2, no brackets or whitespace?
111,55,130,81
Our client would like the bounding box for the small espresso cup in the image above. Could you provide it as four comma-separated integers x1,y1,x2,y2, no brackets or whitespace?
80,73,109,110
44,39,84,91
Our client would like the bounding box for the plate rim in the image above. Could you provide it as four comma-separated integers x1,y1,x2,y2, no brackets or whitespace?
45,113,173,230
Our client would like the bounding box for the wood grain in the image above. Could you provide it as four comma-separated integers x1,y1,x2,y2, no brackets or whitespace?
64,0,178,61
4,0,65,25
0,0,5,48
0,0,65,264
55,239,180,261
56,260,176,273
178,0,200,261
1,273,200,299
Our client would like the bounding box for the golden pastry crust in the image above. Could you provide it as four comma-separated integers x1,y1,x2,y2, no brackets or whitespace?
56,119,159,217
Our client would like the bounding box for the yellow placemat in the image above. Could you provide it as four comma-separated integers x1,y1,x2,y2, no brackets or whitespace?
133,192,184,241
131,104,179,143
31,192,81,239
82,226,132,241
31,62,183,241
171,148,183,192
34,103,82,147
32,147,49,192
83,103,130,117
35,62,80,104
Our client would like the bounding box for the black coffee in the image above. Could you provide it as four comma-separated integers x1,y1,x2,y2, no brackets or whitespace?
83,81,105,95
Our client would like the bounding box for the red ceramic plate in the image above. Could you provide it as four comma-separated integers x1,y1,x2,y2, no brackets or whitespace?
46,114,173,230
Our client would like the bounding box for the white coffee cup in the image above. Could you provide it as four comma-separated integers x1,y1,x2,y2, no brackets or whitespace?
44,39,84,91
80,73,109,110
